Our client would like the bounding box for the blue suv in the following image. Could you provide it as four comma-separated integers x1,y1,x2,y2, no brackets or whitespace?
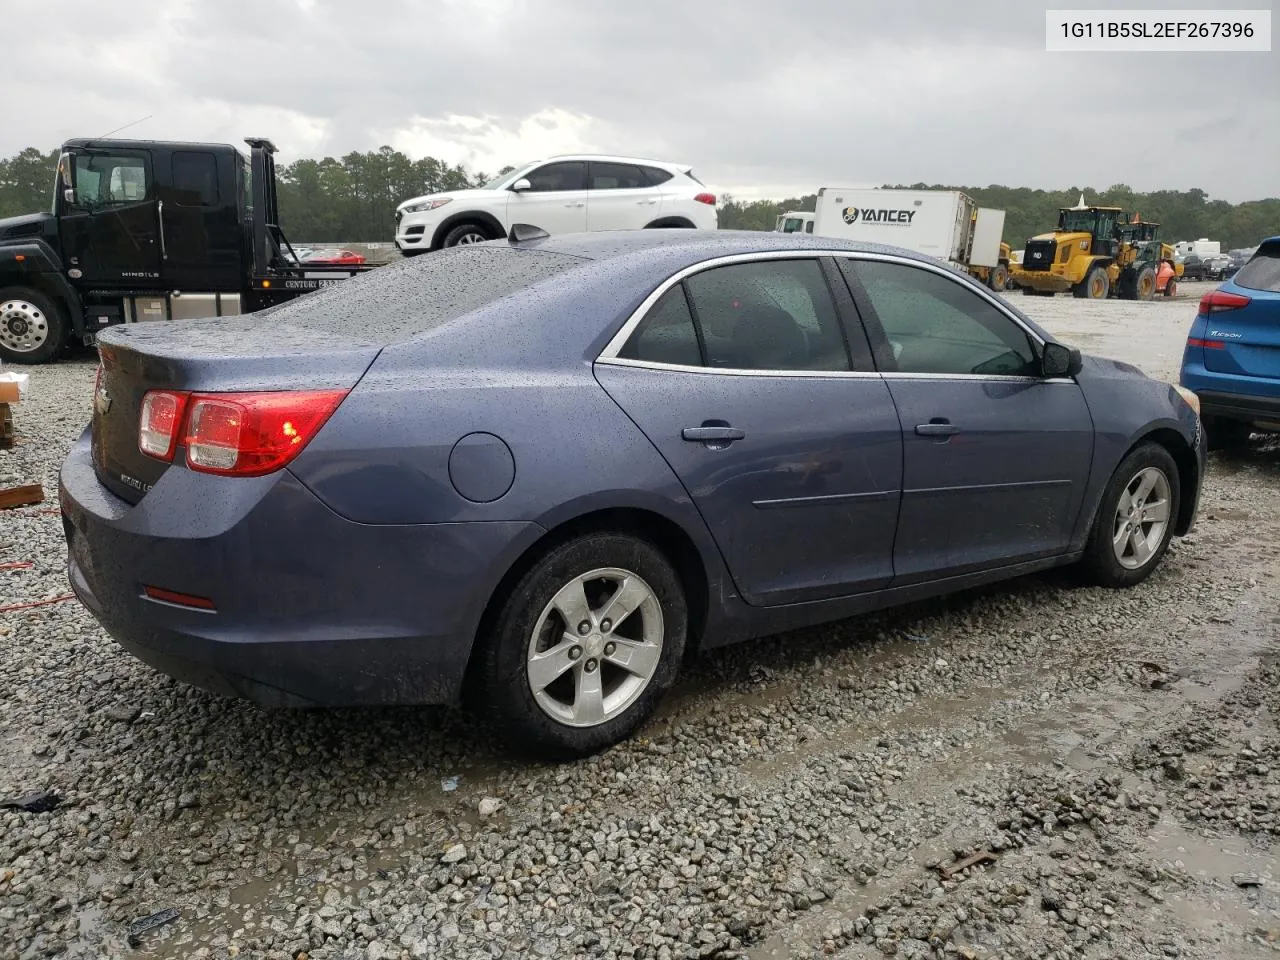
1180,237,1280,449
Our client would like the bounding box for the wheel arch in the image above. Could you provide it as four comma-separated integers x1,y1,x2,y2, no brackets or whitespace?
430,210,506,250
462,504,713,703
1125,426,1200,536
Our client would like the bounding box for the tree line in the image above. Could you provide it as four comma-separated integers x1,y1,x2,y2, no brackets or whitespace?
2,145,1275,249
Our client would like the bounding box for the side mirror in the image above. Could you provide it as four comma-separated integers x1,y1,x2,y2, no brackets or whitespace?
63,188,77,206
510,178,532,193
1042,342,1083,378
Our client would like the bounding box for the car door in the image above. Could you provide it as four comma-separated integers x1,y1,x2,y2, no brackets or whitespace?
836,255,1095,585
60,149,161,286
594,254,904,606
586,161,657,231
507,161,588,234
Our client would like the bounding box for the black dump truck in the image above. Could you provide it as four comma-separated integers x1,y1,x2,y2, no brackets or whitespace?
0,137,372,364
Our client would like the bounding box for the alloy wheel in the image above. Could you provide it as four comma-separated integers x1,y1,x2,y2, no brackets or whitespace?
1112,466,1172,570
526,567,664,727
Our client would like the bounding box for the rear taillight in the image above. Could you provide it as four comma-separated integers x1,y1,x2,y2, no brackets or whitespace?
694,192,717,205
138,389,348,477
139,390,189,461
1199,290,1251,314
1186,337,1226,350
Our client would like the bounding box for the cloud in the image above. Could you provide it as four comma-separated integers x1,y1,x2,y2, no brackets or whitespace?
2,0,1275,203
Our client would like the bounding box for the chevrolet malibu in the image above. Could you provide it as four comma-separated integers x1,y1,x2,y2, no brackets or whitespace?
60,229,1206,758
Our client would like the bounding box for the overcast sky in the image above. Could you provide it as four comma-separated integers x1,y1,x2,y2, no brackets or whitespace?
8,0,1277,202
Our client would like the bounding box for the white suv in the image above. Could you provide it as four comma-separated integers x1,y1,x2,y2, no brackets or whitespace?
394,155,717,253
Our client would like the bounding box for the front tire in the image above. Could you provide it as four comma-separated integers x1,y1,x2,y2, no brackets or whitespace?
474,533,687,759
1073,266,1110,300
0,287,68,365
988,263,1009,292
1079,443,1180,587
442,223,493,247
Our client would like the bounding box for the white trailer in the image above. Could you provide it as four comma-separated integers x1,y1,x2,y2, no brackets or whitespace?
1174,238,1221,258
811,188,1008,283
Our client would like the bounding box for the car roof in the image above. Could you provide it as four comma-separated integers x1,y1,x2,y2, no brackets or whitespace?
533,154,691,169
506,228,942,267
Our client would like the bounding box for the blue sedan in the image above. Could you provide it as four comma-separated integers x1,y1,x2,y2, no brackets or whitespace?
59,229,1205,758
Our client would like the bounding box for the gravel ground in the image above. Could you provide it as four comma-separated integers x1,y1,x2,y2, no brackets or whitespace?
2,284,1278,960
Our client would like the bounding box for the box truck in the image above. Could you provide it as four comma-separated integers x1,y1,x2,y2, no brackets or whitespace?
811,188,1010,290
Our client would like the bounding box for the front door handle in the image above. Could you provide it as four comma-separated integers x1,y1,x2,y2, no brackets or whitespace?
915,420,960,437
682,426,745,443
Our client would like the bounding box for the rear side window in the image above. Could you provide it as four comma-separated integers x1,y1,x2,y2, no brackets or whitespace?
684,259,852,372
617,286,702,366
1233,244,1280,293
640,166,673,186
589,162,649,190
254,246,586,343
171,152,219,206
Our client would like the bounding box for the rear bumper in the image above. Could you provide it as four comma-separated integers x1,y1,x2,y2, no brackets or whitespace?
58,429,541,707
1181,362,1280,430
1196,390,1280,428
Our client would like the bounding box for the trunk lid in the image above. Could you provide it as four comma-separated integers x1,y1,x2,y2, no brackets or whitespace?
92,316,379,504
1201,241,1280,379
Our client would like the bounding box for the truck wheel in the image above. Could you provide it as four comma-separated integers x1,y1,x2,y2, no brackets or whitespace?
988,263,1009,292
0,287,68,365
1073,266,1109,300
442,223,492,247
1163,279,1178,298
1134,267,1156,301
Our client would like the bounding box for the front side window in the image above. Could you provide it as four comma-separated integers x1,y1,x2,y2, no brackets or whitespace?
850,259,1038,377
524,161,586,192
73,153,149,207
683,259,851,372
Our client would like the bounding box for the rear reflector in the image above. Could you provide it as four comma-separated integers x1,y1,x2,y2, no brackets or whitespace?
143,585,216,611
139,391,189,461
694,192,717,205
138,388,349,477
1187,337,1226,349
1199,290,1251,314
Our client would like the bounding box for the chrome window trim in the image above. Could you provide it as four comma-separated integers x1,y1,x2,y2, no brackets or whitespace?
595,249,1058,380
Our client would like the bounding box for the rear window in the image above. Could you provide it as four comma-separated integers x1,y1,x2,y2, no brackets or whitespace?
1233,244,1280,293
254,245,587,343
640,166,673,186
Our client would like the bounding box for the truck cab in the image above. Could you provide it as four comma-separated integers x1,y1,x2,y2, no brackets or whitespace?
0,137,365,364
774,211,814,234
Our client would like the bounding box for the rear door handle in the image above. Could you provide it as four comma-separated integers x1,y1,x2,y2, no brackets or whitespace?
915,421,961,437
565,201,585,208
682,426,745,443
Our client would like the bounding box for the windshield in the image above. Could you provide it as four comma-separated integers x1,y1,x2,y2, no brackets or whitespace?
781,217,808,233
482,163,532,190
1058,209,1098,232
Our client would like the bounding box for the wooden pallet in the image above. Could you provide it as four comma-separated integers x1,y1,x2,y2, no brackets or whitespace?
0,402,13,449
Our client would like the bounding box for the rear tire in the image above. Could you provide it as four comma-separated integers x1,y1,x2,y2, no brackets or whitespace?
1163,279,1178,298
442,222,493,247
473,532,687,759
1134,266,1156,301
1204,416,1252,452
1079,443,1180,588
0,287,68,365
